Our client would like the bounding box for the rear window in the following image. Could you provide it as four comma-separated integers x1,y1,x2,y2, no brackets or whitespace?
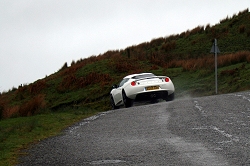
132,73,155,79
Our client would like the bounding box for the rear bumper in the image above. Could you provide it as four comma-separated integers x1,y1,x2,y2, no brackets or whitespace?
134,90,170,101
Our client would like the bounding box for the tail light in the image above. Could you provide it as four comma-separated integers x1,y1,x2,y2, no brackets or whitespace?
165,77,170,82
131,81,136,86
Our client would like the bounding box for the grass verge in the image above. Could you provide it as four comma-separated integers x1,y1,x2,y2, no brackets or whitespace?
0,107,99,166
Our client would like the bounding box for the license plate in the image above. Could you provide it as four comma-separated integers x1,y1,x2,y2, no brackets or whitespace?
146,86,159,91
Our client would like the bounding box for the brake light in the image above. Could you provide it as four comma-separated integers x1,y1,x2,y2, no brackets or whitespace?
131,81,136,86
165,77,170,82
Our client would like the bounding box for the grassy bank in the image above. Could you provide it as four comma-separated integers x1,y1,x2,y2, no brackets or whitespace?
0,107,99,166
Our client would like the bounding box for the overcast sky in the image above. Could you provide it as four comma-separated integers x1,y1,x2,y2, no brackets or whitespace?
0,0,249,92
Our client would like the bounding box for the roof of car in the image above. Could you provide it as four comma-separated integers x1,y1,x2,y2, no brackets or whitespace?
123,73,153,79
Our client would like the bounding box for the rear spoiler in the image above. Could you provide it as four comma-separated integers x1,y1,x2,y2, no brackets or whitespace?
132,76,168,81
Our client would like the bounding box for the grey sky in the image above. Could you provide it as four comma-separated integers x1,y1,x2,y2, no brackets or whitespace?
0,0,249,92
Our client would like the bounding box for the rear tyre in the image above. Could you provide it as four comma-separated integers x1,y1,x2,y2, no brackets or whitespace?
165,92,174,101
110,95,119,109
122,90,133,108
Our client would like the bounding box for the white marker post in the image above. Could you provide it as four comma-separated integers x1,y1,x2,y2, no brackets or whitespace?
210,39,220,94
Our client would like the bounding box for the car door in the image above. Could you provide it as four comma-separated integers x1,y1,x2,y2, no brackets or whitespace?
113,78,129,105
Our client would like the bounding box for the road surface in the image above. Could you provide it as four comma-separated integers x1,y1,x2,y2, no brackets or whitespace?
18,91,250,165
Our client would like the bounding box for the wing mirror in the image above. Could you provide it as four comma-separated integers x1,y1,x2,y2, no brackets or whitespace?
112,84,118,89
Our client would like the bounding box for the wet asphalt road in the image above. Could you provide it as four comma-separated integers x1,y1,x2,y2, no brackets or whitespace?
18,91,250,166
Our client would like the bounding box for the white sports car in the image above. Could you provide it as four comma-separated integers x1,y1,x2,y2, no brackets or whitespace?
110,73,175,109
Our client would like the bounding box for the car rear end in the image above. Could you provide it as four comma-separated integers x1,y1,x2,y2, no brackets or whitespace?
124,76,175,101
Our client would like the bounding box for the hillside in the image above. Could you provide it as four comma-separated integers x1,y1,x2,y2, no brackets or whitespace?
0,8,250,119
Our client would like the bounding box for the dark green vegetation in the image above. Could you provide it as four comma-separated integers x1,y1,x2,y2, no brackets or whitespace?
0,8,250,165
